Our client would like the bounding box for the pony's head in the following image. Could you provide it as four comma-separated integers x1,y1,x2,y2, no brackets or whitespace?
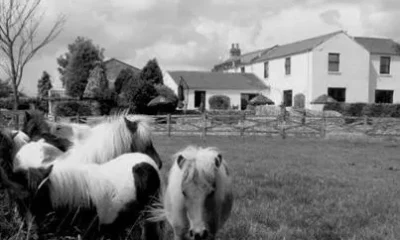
174,146,224,240
14,139,63,170
22,110,51,138
123,115,162,169
50,122,74,140
0,164,54,220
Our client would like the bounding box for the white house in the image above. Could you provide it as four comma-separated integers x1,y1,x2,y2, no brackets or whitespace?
164,71,268,110
213,31,400,109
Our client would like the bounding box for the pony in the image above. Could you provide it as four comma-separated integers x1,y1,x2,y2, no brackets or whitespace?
21,110,72,152
0,127,30,177
57,114,162,169
1,152,163,240
50,121,92,146
148,146,233,240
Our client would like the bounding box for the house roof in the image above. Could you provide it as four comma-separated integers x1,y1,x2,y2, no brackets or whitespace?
104,58,141,83
212,46,277,71
213,31,345,70
168,71,268,90
354,37,400,55
255,30,344,62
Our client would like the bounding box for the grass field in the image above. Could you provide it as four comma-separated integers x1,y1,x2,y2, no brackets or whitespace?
2,135,400,239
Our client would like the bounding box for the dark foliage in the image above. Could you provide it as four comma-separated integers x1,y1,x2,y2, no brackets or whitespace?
124,76,157,114
54,101,92,117
114,68,136,94
0,80,12,98
0,97,38,110
62,37,104,98
209,95,231,110
140,58,163,85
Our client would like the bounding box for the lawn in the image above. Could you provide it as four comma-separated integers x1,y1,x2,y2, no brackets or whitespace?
2,135,400,240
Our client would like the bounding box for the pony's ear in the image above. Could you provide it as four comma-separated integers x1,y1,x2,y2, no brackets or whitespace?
11,131,19,139
215,154,222,168
24,111,31,121
124,117,138,133
38,165,53,179
177,155,186,169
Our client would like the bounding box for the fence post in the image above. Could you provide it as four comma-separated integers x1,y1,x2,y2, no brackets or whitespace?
240,112,245,137
77,113,80,123
280,105,286,139
364,115,368,125
320,113,326,138
14,113,20,130
167,114,171,137
202,113,207,138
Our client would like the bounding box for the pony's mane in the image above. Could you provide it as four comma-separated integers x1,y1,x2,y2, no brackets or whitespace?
175,145,221,185
64,113,153,164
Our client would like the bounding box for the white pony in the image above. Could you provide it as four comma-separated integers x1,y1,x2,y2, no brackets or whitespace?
5,152,163,239
15,113,163,170
149,146,234,240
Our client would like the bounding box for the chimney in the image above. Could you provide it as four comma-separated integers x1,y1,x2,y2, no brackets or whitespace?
229,43,241,57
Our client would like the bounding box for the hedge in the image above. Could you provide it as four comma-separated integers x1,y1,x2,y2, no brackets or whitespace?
54,101,92,117
0,97,39,110
209,95,230,110
324,102,400,118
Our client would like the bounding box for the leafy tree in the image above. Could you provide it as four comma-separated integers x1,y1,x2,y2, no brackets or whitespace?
61,37,104,98
37,71,53,98
140,58,163,85
114,68,135,94
0,0,65,110
83,61,108,98
124,74,157,114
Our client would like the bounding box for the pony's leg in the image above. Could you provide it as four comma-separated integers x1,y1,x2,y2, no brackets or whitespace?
172,226,188,240
142,220,164,240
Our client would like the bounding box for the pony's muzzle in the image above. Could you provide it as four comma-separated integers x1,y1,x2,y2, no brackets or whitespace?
189,228,209,240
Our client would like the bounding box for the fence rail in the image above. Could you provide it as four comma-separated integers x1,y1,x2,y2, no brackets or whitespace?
3,110,400,139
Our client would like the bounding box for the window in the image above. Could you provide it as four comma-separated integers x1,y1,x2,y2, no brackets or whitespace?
194,91,206,108
285,57,291,75
240,66,245,73
328,88,346,102
328,53,340,72
264,61,269,78
380,56,391,74
375,90,393,103
240,93,257,110
283,90,293,107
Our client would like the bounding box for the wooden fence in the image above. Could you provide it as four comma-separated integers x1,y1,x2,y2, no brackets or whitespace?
3,110,400,139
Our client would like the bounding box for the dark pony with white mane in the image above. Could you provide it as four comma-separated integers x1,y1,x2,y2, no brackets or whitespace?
21,110,72,152
0,152,163,240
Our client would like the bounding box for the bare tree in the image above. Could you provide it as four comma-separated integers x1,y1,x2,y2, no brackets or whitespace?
0,0,66,110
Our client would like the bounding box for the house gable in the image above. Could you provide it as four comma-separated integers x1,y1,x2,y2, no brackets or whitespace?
104,58,141,88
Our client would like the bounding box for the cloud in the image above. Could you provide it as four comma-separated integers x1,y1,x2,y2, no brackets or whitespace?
0,0,398,96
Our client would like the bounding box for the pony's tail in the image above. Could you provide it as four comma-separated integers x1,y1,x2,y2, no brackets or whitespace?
145,186,168,223
145,200,168,223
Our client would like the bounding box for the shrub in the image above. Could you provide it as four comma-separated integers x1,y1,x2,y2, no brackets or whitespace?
0,97,39,110
293,93,305,109
362,104,400,117
209,95,230,110
343,103,366,117
323,102,345,113
54,101,92,117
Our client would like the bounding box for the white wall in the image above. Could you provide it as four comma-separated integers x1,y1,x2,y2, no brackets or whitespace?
163,72,179,95
370,54,400,103
312,33,370,106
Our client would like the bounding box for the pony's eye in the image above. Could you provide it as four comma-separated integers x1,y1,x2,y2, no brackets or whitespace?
182,191,187,197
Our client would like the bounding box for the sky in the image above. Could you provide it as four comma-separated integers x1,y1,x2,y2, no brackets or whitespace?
2,0,400,96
